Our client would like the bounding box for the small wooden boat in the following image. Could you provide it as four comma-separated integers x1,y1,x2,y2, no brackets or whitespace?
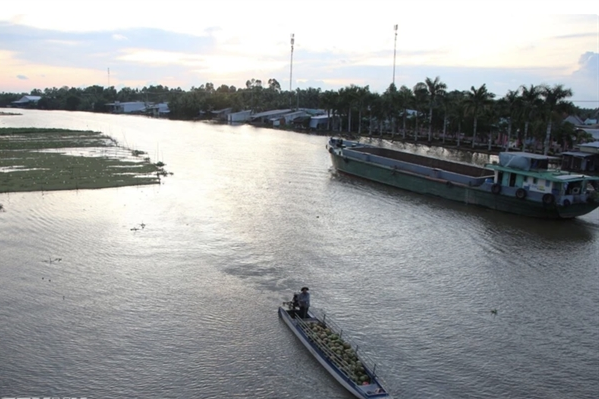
279,298,392,398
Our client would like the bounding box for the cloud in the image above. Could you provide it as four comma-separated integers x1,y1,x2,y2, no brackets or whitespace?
553,32,597,40
569,52,599,105
0,11,596,108
572,52,598,79
0,23,215,69
17,74,28,80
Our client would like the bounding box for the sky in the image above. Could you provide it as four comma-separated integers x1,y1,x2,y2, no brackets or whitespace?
0,0,598,107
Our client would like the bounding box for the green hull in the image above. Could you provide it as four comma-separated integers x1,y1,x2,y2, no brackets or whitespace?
330,153,599,219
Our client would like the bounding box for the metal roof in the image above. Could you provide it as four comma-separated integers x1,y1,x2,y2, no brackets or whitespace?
251,109,292,118
561,151,594,157
12,95,42,103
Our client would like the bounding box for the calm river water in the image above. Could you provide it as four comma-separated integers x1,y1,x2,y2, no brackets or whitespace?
1,110,598,399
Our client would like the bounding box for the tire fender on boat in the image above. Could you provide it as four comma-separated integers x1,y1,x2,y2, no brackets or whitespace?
516,188,527,200
491,184,501,195
542,193,555,205
562,199,571,207
572,187,581,195
446,181,453,188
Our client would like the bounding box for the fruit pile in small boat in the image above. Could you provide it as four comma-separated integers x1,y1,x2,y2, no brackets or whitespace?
301,322,371,385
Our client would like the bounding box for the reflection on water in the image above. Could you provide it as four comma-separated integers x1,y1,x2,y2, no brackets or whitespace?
0,110,598,399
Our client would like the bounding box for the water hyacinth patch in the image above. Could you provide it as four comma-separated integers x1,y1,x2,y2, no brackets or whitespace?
0,127,168,193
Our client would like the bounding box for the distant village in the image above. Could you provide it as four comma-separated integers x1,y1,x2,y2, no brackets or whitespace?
6,91,599,132
2,80,599,176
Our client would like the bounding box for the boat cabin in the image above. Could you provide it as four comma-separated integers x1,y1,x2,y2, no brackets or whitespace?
486,152,599,204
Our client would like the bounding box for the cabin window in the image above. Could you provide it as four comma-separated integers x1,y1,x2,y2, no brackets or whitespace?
509,173,516,187
533,178,538,184
536,179,549,191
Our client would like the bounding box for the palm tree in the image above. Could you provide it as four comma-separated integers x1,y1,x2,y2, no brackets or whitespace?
439,93,454,144
452,94,468,147
423,76,447,142
499,89,521,151
354,85,370,135
382,83,399,137
412,82,429,141
484,103,500,151
338,85,360,134
320,90,338,131
367,92,383,137
519,84,543,151
372,93,388,137
464,84,495,148
540,84,573,155
397,85,413,139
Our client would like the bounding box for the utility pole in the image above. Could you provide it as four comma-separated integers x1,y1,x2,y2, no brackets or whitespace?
290,33,295,109
107,67,110,88
392,24,398,86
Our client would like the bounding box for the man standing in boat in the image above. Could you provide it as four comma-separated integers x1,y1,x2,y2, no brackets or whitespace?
298,287,310,319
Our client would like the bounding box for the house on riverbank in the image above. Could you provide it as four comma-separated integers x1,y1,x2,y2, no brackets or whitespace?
228,110,252,123
106,101,147,113
561,142,599,175
11,96,41,108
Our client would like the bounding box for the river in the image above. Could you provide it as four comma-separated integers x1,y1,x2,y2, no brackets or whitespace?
1,110,598,399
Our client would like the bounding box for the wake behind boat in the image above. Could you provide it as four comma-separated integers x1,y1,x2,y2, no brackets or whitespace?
327,137,599,219
279,296,392,399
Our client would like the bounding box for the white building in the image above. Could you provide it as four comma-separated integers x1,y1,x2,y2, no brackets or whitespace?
250,109,292,124
106,101,147,113
227,110,252,123
148,103,170,117
211,108,232,121
11,95,41,107
270,110,310,127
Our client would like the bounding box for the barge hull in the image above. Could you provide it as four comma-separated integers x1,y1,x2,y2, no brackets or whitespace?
330,152,597,219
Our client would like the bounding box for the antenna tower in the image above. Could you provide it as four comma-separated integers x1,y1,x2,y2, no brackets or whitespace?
393,25,398,85
290,33,295,92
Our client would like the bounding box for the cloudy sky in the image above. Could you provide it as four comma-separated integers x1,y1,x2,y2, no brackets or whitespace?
0,1,597,107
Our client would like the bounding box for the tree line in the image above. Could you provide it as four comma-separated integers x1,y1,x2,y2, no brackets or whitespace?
1,77,597,154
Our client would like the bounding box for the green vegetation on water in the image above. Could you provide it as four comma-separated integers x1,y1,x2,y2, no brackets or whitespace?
0,127,168,193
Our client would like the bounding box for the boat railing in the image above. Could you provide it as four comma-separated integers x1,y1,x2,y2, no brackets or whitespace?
297,308,386,385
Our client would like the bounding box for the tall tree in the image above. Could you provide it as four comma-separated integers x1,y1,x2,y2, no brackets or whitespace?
397,85,413,139
320,90,338,131
447,91,468,147
412,82,429,141
338,85,359,133
498,89,521,151
354,86,370,135
541,84,573,155
464,84,495,148
382,84,399,137
267,78,281,92
519,84,543,151
423,76,447,142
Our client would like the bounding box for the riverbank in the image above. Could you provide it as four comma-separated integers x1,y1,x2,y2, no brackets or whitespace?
0,127,168,193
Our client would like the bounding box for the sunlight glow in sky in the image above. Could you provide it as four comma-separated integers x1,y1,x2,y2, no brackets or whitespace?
0,1,597,106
